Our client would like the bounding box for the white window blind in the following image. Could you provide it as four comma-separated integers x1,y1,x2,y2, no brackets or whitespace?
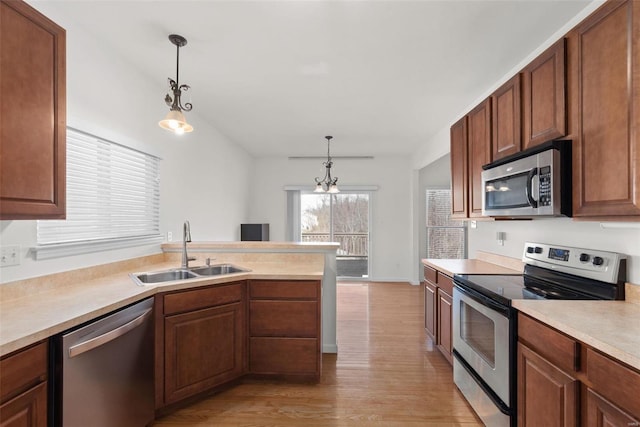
37,128,161,247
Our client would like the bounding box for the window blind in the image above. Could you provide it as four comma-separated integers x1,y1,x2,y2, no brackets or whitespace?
37,129,160,245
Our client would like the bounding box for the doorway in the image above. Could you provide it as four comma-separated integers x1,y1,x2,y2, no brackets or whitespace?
300,192,370,278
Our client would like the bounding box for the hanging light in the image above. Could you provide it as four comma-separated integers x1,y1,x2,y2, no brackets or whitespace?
314,136,340,193
159,34,193,134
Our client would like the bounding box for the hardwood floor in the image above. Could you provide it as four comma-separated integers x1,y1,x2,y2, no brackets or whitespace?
152,282,482,426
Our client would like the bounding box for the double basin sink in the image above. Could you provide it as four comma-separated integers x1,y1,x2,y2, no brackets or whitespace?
130,264,249,286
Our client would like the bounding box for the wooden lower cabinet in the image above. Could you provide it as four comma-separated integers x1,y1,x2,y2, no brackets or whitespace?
518,313,640,426
585,387,639,426
0,342,48,427
157,282,246,406
436,289,452,364
164,302,245,404
517,342,578,426
423,266,453,364
0,382,47,427
248,279,321,380
424,281,436,338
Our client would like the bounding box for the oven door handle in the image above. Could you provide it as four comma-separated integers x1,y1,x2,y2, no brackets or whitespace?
453,349,511,416
453,283,512,318
526,167,538,208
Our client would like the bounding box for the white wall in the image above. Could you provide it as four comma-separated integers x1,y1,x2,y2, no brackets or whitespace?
0,3,253,283
249,156,413,282
468,219,640,284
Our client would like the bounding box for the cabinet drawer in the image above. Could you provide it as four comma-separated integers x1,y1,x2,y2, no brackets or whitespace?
250,301,318,337
249,280,319,300
518,314,579,374
249,337,318,376
436,272,454,295
586,348,640,417
424,266,437,285
164,282,244,315
0,341,47,403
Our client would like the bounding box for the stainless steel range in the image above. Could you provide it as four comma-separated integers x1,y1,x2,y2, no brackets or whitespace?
452,242,626,426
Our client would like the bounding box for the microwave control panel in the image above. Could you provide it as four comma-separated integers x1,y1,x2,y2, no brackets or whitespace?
538,166,552,206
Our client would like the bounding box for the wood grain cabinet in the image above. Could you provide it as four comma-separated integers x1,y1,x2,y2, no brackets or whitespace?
0,341,48,427
568,0,640,218
450,98,491,219
467,98,492,218
450,116,469,219
424,280,436,338
423,266,453,364
156,282,246,406
248,279,321,380
522,38,566,150
518,313,640,426
492,74,522,161
0,0,66,220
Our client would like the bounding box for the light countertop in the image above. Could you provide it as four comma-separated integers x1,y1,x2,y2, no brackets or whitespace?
421,258,522,277
513,300,640,371
0,257,323,357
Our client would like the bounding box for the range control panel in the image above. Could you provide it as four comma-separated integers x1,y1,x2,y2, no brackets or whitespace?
523,242,625,284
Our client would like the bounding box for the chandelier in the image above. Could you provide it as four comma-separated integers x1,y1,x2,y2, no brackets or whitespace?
314,136,340,193
159,34,193,135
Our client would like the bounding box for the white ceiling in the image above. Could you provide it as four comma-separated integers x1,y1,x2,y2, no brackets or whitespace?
34,0,592,158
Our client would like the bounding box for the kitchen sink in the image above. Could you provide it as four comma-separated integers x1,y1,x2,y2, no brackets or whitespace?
132,269,197,284
189,264,248,276
130,264,250,286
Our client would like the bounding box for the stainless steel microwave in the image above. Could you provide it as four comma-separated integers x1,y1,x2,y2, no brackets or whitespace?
481,141,571,217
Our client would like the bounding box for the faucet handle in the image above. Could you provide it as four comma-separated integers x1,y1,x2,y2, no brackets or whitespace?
206,257,216,266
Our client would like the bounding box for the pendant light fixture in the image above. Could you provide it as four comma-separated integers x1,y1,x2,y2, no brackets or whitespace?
159,34,193,135
314,136,340,193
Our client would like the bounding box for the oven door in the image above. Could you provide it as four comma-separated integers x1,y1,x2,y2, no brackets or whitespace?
452,286,511,407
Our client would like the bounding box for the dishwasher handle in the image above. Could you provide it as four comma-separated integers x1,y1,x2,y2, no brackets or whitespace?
68,308,152,358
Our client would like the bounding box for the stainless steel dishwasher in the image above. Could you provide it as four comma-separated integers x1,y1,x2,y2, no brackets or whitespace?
52,297,154,427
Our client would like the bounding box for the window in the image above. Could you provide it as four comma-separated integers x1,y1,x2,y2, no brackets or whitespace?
300,192,370,278
426,189,466,258
36,129,161,258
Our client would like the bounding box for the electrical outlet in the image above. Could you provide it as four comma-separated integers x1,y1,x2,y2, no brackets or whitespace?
167,232,173,242
1,245,20,267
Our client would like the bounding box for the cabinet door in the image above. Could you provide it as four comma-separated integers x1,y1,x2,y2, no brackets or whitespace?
450,116,469,219
436,289,452,364
0,382,47,427
467,98,492,217
522,38,566,149
0,0,66,219
424,281,436,339
492,74,522,160
517,343,578,426
164,302,245,404
569,0,640,217
585,388,640,427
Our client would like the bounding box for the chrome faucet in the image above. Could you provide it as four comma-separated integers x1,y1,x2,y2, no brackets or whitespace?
181,221,196,268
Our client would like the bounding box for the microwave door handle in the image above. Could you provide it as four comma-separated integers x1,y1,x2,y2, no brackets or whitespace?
526,167,538,208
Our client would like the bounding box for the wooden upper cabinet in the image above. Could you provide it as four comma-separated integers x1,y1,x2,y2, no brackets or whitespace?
450,116,468,219
491,74,522,160
522,38,567,150
467,98,492,217
568,0,640,218
0,0,66,220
